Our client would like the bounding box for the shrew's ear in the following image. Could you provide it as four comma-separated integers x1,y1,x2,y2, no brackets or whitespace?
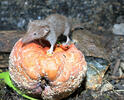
41,25,50,35
44,25,50,33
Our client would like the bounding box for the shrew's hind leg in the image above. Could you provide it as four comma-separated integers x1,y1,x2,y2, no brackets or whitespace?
63,22,70,45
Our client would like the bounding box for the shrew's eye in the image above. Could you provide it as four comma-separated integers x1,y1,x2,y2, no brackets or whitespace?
33,33,37,35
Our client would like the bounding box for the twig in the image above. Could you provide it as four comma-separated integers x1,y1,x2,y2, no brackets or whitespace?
110,75,124,80
115,90,124,92
112,59,120,75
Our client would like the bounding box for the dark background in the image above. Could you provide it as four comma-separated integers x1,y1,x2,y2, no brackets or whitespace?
0,0,124,32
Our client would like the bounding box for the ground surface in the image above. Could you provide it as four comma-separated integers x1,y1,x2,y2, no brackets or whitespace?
0,29,124,100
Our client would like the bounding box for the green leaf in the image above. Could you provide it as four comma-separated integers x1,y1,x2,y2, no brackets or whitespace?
0,71,38,100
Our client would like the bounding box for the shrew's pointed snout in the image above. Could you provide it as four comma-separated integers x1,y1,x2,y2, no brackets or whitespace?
21,35,32,44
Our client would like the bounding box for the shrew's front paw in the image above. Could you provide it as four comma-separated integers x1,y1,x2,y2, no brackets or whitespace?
47,49,53,55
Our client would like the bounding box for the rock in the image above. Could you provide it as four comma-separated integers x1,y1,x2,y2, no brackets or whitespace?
71,30,110,60
112,23,124,35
